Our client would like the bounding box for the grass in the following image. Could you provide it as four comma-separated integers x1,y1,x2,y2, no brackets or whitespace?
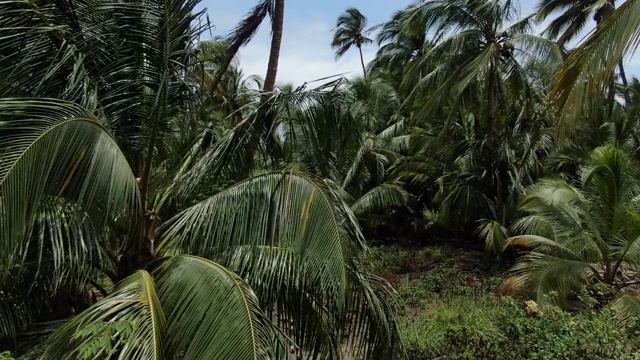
368,245,640,360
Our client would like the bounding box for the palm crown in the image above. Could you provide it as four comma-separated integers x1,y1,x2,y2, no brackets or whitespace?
332,7,376,78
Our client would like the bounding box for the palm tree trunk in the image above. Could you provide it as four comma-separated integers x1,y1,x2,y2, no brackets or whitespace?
239,0,285,179
487,64,497,136
263,0,284,93
618,60,631,105
358,45,367,79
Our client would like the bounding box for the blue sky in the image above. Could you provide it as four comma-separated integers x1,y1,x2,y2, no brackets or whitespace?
198,1,639,85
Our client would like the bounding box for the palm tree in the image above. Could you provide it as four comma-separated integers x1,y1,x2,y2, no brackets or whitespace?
405,0,563,135
380,1,558,244
372,3,431,74
210,0,285,94
332,7,376,78
503,145,640,318
0,1,401,358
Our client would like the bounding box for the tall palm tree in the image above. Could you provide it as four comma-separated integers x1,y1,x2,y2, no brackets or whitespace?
0,1,401,358
503,145,640,321
332,7,375,78
405,0,562,135
210,0,285,94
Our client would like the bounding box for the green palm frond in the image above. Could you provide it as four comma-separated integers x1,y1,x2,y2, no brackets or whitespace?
550,0,640,136
159,171,400,358
210,0,274,91
33,270,165,360
536,0,597,44
0,99,139,280
30,256,283,359
160,171,360,304
610,293,640,325
478,220,509,253
351,184,409,218
503,253,592,304
152,256,283,359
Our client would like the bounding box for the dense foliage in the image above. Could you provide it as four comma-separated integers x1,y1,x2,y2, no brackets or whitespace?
371,246,640,360
2,0,640,358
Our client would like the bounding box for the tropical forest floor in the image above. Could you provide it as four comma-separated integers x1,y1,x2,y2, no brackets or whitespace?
367,245,640,360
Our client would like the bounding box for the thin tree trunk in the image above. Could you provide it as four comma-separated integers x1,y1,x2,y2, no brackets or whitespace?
240,0,285,179
618,60,631,105
263,0,284,93
358,45,367,79
487,64,497,137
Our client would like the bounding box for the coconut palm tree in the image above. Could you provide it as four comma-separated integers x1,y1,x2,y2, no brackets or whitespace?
0,1,401,358
210,0,285,94
405,0,563,134
332,7,376,78
503,145,640,318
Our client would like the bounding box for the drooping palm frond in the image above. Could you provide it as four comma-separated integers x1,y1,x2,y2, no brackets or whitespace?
210,0,274,92
536,0,600,45
28,256,284,360
151,256,284,359
501,252,593,304
550,0,640,136
158,171,401,359
478,220,509,253
351,184,409,218
31,270,165,360
610,293,640,325
0,99,139,281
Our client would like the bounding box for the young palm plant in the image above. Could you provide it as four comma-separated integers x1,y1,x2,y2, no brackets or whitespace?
503,145,640,320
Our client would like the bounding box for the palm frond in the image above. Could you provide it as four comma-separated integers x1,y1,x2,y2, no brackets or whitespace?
351,184,408,218
33,270,165,360
478,220,509,253
610,293,640,326
550,0,640,137
152,256,284,359
0,99,139,281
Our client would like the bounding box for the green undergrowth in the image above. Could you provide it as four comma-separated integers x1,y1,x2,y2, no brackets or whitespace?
368,246,640,360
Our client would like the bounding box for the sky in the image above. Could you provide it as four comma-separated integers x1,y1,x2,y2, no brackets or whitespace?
197,0,640,86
